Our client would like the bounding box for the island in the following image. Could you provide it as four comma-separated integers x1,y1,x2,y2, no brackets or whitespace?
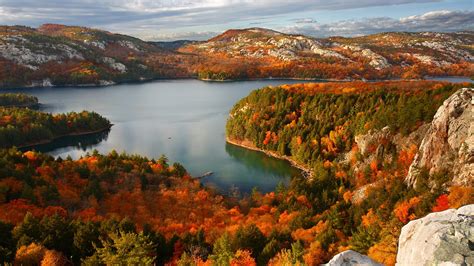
0,81,471,265
0,93,39,108
0,107,112,148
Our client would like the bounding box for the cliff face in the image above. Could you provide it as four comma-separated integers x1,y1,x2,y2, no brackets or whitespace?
396,204,474,266
405,88,474,188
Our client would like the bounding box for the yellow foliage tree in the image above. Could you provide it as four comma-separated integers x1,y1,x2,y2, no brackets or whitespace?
15,243,46,265
361,209,379,227
40,250,70,266
367,219,400,266
303,241,329,266
448,186,474,208
230,250,256,266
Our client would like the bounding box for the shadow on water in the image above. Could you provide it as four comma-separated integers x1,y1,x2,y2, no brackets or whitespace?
19,129,111,154
6,79,319,193
225,142,302,181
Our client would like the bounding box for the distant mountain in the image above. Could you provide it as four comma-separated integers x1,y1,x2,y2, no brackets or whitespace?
196,28,473,66
0,24,472,88
181,28,474,80
0,24,190,88
150,40,203,51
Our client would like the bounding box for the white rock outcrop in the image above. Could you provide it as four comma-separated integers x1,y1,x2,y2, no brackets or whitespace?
354,126,392,157
30,78,53,87
0,39,84,70
199,30,348,61
324,250,382,266
102,57,127,73
340,45,391,69
396,204,474,266
118,40,141,52
406,88,474,188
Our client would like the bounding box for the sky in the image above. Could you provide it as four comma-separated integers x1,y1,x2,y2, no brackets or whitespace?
0,0,473,41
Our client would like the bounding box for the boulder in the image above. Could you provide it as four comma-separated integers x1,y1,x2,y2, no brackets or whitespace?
354,126,392,157
406,88,473,188
324,250,382,266
396,204,474,266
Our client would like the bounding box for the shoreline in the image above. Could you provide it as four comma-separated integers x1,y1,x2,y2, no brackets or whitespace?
15,125,112,150
200,76,473,83
198,77,352,83
226,137,313,178
0,103,40,108
1,76,472,90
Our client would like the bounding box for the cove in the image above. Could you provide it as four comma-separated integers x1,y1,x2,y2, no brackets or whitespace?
3,79,309,194
3,77,470,194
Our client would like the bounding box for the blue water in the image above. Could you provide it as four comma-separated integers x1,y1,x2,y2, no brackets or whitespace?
4,80,308,194
5,77,470,193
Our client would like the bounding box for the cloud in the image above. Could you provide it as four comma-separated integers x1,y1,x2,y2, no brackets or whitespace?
0,0,440,29
282,10,474,37
142,31,219,41
0,0,470,41
294,18,318,24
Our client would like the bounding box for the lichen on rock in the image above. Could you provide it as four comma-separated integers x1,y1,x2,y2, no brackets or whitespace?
396,204,474,266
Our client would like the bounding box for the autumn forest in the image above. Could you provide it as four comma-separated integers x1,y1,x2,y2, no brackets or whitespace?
0,79,472,265
0,8,472,263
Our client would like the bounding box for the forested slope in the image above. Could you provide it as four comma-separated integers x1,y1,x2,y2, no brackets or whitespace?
1,24,473,87
226,81,464,169
0,81,472,265
0,93,38,108
0,107,111,148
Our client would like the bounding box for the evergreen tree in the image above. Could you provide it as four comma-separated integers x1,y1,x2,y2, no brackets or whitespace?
209,233,234,266
94,231,156,265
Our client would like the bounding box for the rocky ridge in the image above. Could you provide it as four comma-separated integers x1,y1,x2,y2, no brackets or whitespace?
0,25,473,87
184,28,473,69
406,88,474,188
191,28,387,63
0,35,84,70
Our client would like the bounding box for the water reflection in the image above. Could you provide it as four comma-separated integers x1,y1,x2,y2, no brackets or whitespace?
225,142,301,181
4,79,313,193
20,129,110,154
4,77,469,193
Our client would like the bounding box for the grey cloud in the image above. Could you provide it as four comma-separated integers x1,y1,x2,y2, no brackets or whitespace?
281,10,474,37
142,31,219,41
0,0,440,29
146,9,474,41
293,18,318,24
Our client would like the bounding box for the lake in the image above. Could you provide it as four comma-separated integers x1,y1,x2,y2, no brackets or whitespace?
4,77,471,194
4,80,310,194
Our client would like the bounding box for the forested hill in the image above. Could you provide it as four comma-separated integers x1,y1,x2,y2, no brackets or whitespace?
183,28,473,80
0,24,473,88
0,24,191,88
0,81,472,265
226,81,468,171
0,94,111,148
0,93,38,108
223,81,473,264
